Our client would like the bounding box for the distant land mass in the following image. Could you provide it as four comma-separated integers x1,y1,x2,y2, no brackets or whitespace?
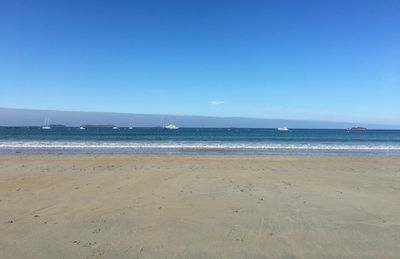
0,107,399,129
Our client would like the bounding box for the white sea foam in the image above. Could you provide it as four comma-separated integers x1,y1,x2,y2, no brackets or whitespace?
1,141,400,151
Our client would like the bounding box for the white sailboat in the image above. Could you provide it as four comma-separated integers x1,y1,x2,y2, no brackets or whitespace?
129,120,133,130
42,118,51,130
277,127,289,131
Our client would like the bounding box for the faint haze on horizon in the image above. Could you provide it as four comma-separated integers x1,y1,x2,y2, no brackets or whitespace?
1,0,399,124
1,107,399,129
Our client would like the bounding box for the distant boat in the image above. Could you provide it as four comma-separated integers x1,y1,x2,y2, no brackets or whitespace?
79,126,86,130
113,126,119,130
42,118,51,130
164,124,179,130
277,127,289,131
129,120,133,130
348,126,367,131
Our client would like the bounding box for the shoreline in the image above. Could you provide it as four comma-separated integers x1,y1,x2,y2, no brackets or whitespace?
2,150,400,157
1,155,399,258
1,153,400,158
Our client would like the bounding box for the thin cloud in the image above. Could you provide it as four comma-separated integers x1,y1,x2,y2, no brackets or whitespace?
211,100,225,105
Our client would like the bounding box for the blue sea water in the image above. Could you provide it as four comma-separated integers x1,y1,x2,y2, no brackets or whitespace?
1,127,400,156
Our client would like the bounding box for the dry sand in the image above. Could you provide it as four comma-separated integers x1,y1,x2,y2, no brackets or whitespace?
0,155,399,258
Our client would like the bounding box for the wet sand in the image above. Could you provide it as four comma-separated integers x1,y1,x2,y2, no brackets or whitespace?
0,155,400,258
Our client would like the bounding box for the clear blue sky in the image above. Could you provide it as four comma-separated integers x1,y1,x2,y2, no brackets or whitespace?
1,0,399,124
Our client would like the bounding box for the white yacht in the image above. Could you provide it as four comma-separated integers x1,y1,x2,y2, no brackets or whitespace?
79,126,86,130
164,124,179,130
113,126,119,130
41,118,51,130
277,127,289,131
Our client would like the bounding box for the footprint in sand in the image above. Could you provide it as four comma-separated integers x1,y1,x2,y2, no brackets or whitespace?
92,228,101,234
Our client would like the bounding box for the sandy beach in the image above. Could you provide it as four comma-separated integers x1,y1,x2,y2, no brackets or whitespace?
0,155,399,258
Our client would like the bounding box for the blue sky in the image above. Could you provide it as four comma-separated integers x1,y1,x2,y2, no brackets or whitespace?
1,0,399,125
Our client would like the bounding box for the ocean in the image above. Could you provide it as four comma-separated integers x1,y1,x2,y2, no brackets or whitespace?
1,127,400,156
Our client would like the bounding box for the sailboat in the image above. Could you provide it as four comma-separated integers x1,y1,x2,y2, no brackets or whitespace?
42,118,51,130
277,127,289,132
129,120,133,130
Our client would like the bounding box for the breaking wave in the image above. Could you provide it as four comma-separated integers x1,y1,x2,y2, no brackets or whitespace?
1,141,400,151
